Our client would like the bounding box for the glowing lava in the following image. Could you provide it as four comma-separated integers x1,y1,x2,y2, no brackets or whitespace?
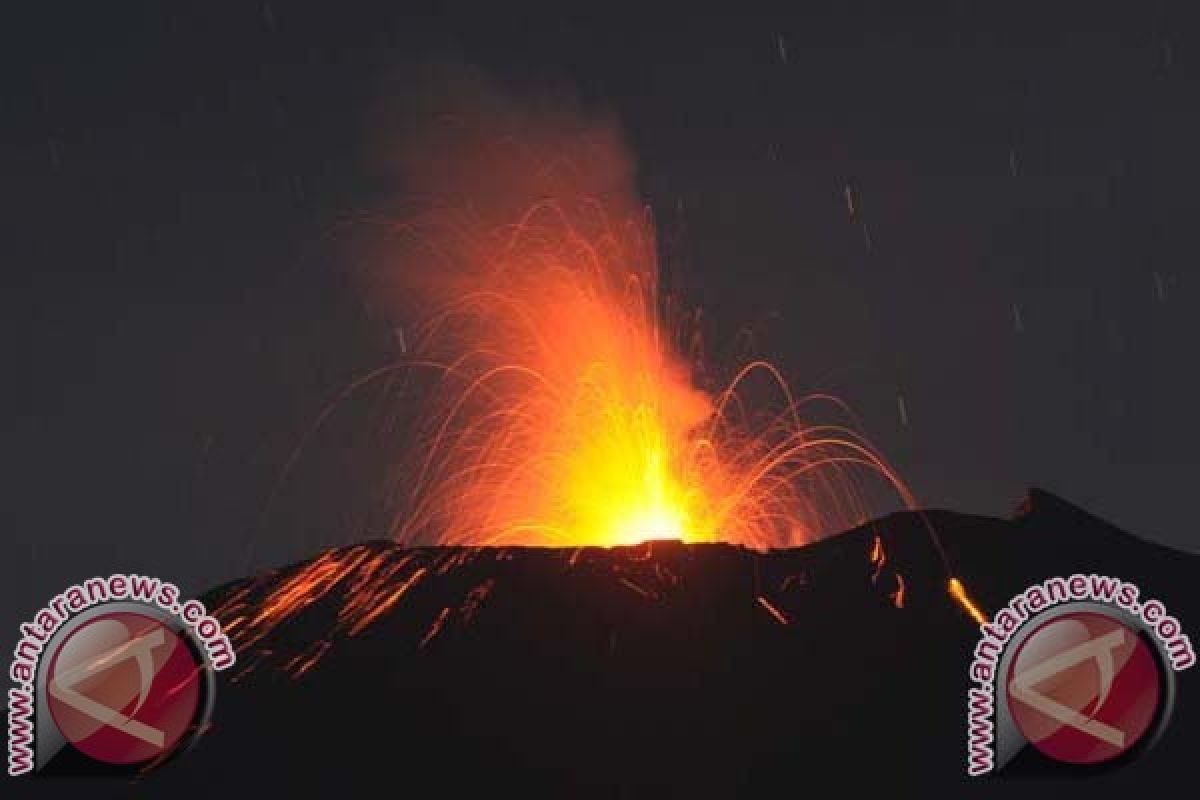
348,196,920,552
225,104,984,673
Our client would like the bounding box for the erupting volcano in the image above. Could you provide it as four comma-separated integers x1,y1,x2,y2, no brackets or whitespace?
238,84,965,658
59,78,1196,800
22,13,1200,797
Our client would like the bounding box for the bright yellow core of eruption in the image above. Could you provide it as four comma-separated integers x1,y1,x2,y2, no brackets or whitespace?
561,417,698,546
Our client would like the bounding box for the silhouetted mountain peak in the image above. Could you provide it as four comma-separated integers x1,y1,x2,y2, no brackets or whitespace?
1013,487,1085,520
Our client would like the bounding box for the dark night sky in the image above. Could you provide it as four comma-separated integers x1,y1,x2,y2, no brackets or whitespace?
8,3,1199,627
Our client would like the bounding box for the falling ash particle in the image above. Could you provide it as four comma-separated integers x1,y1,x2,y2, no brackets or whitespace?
1012,303,1024,333
897,393,909,427
869,534,886,583
1153,272,1167,303
618,576,655,600
891,574,906,609
419,607,452,649
776,34,788,64
756,596,790,626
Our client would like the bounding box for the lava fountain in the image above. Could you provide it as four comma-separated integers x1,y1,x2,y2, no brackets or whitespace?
371,197,915,551
223,89,983,661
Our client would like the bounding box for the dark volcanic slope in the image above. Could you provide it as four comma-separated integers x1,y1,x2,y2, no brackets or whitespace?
35,490,1200,798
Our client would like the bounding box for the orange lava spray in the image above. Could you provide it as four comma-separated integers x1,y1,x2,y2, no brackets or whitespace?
361,196,918,551
226,89,984,661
